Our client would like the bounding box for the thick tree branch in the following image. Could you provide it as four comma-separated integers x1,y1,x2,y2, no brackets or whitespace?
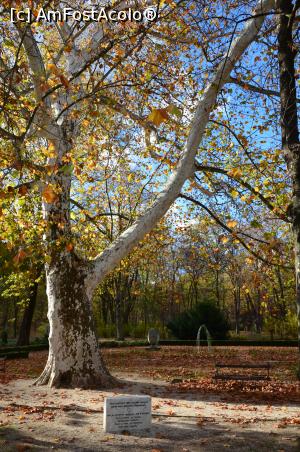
16,24,46,101
84,0,278,295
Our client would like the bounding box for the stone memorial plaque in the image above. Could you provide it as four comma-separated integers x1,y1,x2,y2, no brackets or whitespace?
103,395,151,433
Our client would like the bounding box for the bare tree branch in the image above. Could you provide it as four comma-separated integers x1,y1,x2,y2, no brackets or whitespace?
179,193,292,269
194,161,290,221
229,75,300,103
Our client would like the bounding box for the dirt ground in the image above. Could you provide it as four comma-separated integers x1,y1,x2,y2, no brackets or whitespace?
0,373,299,451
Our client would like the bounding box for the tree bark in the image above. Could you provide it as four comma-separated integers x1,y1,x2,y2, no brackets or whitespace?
16,280,39,346
35,254,111,388
277,0,300,355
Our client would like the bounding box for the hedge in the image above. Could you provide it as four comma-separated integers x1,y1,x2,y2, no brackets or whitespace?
0,343,49,353
100,339,299,347
162,339,298,347
0,339,298,354
0,351,29,360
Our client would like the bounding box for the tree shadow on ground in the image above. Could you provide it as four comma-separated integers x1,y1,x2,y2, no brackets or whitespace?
0,422,299,451
63,410,91,427
110,375,300,408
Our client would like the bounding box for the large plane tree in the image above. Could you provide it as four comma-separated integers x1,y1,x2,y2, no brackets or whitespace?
0,0,278,387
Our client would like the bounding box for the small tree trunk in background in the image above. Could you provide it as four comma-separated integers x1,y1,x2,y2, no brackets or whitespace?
114,272,124,340
278,0,300,359
276,267,286,316
234,288,241,335
17,280,39,346
101,297,108,324
1,298,8,335
216,270,221,306
123,303,131,326
13,299,18,338
115,296,124,341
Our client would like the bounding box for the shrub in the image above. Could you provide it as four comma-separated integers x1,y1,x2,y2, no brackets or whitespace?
126,323,146,339
97,322,116,338
167,301,229,340
36,322,49,340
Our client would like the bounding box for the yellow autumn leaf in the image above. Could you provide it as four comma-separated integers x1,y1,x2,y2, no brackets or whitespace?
148,108,169,126
44,254,51,264
59,74,70,88
227,220,238,228
42,185,58,204
90,110,100,118
166,104,182,117
66,243,74,252
46,142,56,158
13,249,27,265
47,63,58,74
228,168,242,178
221,236,229,243
230,190,239,198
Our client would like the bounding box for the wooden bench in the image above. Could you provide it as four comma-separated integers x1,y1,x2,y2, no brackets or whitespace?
214,362,271,381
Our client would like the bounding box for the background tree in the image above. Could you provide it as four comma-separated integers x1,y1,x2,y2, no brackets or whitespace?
277,0,300,360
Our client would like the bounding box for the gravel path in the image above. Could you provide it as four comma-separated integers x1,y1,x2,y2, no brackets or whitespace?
0,373,299,451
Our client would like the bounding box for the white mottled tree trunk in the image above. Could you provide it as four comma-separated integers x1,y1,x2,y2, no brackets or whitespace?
35,255,112,388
